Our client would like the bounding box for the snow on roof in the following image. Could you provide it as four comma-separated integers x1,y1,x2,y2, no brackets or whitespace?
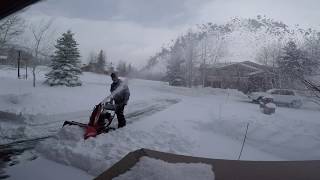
0,55,7,60
247,70,265,76
212,61,261,71
238,62,261,71
208,61,277,77
241,61,265,69
214,62,238,68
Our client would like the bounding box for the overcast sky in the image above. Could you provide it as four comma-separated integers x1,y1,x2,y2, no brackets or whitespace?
22,0,320,67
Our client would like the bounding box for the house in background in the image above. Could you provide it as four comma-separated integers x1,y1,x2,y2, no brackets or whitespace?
0,48,9,64
0,54,8,63
0,45,52,68
205,61,278,93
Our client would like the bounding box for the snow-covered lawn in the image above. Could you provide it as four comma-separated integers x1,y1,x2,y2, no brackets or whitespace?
1,66,320,179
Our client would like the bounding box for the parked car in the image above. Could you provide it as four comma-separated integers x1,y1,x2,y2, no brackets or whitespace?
169,78,186,87
248,89,303,108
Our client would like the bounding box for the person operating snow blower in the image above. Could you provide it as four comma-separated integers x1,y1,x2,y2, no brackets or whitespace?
109,72,130,128
62,72,129,139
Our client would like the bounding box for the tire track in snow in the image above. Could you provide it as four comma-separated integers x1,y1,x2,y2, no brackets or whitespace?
126,99,179,123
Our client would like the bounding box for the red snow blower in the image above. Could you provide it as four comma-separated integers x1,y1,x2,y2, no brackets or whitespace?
62,101,116,139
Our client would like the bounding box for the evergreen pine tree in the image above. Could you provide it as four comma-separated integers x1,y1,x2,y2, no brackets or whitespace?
166,39,185,86
96,50,106,73
127,63,132,74
45,30,82,86
87,52,97,72
278,41,310,88
117,61,127,76
166,55,184,85
108,62,115,73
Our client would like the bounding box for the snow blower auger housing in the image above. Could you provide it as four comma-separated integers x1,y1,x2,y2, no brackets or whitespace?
63,102,116,139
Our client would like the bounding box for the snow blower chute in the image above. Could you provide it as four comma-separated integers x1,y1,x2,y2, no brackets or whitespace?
62,100,116,139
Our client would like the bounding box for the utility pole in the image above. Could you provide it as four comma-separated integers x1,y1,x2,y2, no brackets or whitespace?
17,50,21,79
25,59,28,79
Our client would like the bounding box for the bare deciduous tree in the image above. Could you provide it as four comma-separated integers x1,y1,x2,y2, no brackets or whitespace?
30,19,54,87
200,31,228,87
255,41,282,68
303,30,320,73
182,31,199,87
0,14,25,48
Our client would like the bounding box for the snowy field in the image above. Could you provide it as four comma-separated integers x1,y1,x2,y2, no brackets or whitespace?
1,65,320,179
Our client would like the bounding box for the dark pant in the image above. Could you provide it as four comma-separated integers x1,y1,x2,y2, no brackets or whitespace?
115,104,126,128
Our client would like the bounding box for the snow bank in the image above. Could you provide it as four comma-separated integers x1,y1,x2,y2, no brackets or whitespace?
114,157,215,180
0,117,48,144
0,93,33,105
0,123,37,142
36,122,194,175
6,156,93,180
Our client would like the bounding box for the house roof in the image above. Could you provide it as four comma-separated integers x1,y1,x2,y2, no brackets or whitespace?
0,0,41,20
204,61,275,77
238,62,261,71
242,61,273,71
213,61,262,71
95,148,320,180
247,70,265,76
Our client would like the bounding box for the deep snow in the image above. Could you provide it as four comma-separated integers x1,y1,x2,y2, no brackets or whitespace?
1,65,320,179
5,157,93,180
113,157,215,180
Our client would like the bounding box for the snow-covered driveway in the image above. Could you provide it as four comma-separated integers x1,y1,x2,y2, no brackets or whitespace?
1,68,320,179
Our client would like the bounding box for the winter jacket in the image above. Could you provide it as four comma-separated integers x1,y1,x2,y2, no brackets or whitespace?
110,79,130,105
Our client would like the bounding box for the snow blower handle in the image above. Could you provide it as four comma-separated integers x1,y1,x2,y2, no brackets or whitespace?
101,94,112,105
101,78,129,105
103,101,116,111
